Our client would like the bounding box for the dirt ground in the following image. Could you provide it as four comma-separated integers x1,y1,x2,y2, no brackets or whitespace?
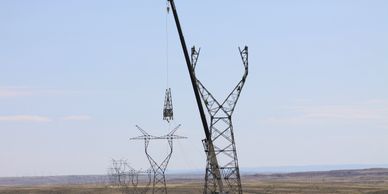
1,169,388,194
1,181,388,194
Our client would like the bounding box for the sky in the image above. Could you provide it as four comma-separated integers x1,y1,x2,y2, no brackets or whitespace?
0,0,387,177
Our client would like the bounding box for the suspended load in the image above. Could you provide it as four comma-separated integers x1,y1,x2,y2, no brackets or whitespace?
163,88,173,122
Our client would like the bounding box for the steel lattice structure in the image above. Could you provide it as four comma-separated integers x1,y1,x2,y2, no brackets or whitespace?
108,159,152,194
131,169,152,194
130,125,186,194
163,88,174,122
191,46,249,194
108,159,132,188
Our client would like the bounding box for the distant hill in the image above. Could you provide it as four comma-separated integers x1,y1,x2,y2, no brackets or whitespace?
1,168,388,187
252,168,388,182
239,164,388,174
0,175,109,186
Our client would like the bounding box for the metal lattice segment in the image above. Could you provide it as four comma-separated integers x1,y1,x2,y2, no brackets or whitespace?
131,168,152,194
108,159,152,194
191,46,201,70
109,159,132,187
192,46,248,194
163,88,174,122
131,125,186,194
130,125,157,141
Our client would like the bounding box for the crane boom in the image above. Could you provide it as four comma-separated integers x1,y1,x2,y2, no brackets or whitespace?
167,0,209,139
167,0,224,193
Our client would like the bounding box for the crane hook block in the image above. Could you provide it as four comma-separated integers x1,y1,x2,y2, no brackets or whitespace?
166,1,170,14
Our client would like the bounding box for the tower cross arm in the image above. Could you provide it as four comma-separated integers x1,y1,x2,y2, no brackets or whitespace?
158,124,187,139
130,125,157,140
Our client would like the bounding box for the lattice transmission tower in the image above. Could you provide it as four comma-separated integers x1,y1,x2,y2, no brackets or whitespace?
131,168,152,194
108,159,131,188
191,46,249,194
108,159,152,194
130,125,186,194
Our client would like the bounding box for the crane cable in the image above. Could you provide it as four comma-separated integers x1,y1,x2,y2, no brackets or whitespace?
165,2,172,131
165,4,199,185
166,1,170,88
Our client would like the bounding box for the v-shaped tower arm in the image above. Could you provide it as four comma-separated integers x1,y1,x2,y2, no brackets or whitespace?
197,80,223,116
168,124,181,136
191,46,222,116
191,46,249,117
191,46,201,71
220,46,249,115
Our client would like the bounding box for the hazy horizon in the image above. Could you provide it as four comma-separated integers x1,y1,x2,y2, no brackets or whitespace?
2,163,388,178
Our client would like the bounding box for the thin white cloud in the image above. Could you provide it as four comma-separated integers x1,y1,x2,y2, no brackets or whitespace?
259,116,309,125
0,115,51,123
0,86,82,98
259,100,388,127
61,115,92,121
296,105,385,120
0,87,33,97
0,115,93,123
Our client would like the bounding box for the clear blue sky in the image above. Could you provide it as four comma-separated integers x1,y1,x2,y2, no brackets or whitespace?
0,0,387,177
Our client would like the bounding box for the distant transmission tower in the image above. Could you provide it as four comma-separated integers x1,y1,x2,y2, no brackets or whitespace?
108,159,152,194
131,168,152,194
191,46,249,194
108,159,134,193
130,125,186,194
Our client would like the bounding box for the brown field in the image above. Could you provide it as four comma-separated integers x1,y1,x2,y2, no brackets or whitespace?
1,168,388,194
